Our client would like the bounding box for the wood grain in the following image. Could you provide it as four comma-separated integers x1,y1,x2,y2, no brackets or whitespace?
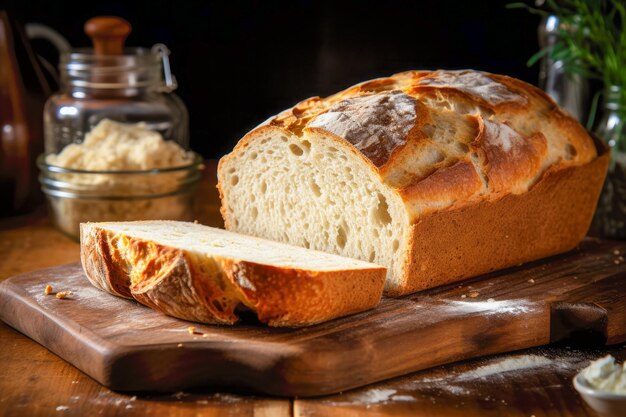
0,162,292,417
0,160,223,291
1,239,625,398
294,343,626,417
0,321,290,417
1,160,625,416
0,212,79,278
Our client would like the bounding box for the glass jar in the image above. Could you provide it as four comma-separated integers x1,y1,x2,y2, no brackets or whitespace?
592,85,626,239
44,44,188,154
38,153,204,239
40,44,199,239
537,14,589,123
595,86,626,155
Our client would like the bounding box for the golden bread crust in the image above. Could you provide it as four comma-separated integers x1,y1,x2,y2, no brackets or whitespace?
219,259,384,326
392,141,609,295
217,69,607,296
80,223,386,326
266,70,596,193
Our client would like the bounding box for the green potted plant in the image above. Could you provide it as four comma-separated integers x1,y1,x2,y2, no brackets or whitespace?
511,0,626,238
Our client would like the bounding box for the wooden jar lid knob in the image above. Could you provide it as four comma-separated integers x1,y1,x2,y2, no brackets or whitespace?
84,16,131,55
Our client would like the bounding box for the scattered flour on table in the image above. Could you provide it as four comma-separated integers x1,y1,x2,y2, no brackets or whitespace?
80,393,141,407
456,355,553,381
390,395,416,402
207,393,245,403
172,392,190,400
440,300,534,316
440,385,470,395
402,349,599,395
324,354,569,405
351,389,398,404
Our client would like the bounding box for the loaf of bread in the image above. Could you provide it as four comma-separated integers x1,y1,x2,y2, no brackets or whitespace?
218,70,609,295
80,221,386,326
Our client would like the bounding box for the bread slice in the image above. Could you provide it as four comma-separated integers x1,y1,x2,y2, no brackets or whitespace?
80,221,386,327
218,70,607,295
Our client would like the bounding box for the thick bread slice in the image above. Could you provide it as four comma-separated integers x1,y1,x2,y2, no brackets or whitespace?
218,69,607,295
80,221,386,327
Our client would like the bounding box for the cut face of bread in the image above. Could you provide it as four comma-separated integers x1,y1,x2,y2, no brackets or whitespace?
80,221,385,326
220,129,409,292
218,70,605,295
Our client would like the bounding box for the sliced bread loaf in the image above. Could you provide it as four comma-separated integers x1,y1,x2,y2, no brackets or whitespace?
217,70,608,295
80,221,386,326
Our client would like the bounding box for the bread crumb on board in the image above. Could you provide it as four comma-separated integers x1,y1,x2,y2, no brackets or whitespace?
187,326,205,336
56,291,73,299
528,278,535,284
47,285,74,299
177,343,183,348
613,249,620,256
468,291,480,298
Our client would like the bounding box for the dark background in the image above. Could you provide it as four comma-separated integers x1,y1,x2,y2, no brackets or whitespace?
5,0,541,159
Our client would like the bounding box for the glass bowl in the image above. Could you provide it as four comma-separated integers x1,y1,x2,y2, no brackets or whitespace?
37,153,204,240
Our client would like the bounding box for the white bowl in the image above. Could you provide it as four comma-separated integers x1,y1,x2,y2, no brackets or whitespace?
573,373,626,417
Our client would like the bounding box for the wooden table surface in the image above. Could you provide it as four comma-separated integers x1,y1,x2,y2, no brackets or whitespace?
1,161,623,417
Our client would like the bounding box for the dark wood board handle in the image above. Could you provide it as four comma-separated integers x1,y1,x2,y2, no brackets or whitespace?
550,270,626,345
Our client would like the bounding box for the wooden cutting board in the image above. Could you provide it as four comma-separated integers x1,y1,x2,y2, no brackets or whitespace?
1,238,625,397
